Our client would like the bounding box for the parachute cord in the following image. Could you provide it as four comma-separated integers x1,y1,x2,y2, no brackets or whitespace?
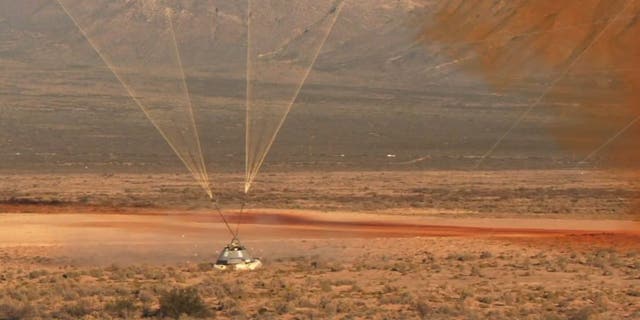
234,193,248,239
211,197,237,240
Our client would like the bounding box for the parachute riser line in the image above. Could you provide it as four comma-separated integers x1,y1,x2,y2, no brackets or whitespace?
211,198,238,240
55,0,212,198
233,192,249,240
166,10,212,199
244,0,347,194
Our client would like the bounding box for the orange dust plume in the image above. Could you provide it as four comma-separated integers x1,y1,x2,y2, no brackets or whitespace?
420,0,640,213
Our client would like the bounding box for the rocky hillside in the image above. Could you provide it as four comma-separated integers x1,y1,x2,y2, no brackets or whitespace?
0,0,434,86
2,0,639,172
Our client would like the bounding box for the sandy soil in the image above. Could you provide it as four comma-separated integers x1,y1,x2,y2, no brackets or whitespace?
1,206,640,319
1,171,639,319
1,208,639,251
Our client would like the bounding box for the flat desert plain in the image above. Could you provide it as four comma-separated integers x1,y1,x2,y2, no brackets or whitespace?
1,171,640,319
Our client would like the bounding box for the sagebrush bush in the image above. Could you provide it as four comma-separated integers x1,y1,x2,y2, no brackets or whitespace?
105,298,137,318
0,301,35,320
60,299,91,318
414,300,430,318
158,287,210,319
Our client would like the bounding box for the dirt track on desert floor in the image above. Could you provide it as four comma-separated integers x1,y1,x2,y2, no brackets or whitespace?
1,207,639,264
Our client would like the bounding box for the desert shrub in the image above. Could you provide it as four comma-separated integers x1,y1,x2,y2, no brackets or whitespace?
470,265,483,277
142,268,165,281
0,301,36,320
586,248,616,269
627,288,640,297
570,307,596,320
61,299,92,318
332,279,356,286
222,281,246,299
198,262,213,272
137,290,155,304
56,283,80,301
281,286,300,301
273,299,292,315
109,270,130,281
382,284,399,294
328,263,345,272
477,296,493,304
88,268,104,278
7,288,27,302
480,251,493,259
459,288,475,300
389,262,412,273
319,280,332,292
434,304,459,316
141,304,156,318
62,271,81,280
335,299,356,313
552,257,569,272
380,291,413,305
295,297,315,309
173,272,186,283
28,270,48,279
541,312,564,320
414,301,430,319
219,298,238,312
447,252,474,261
226,305,247,319
317,296,336,314
158,288,210,319
105,298,137,318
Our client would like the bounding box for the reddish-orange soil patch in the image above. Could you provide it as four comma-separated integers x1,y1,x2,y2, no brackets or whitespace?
1,204,638,250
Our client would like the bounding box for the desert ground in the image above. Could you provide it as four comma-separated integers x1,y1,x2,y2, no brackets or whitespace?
2,171,640,319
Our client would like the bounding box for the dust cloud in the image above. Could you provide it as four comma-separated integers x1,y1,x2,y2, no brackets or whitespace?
420,0,640,213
